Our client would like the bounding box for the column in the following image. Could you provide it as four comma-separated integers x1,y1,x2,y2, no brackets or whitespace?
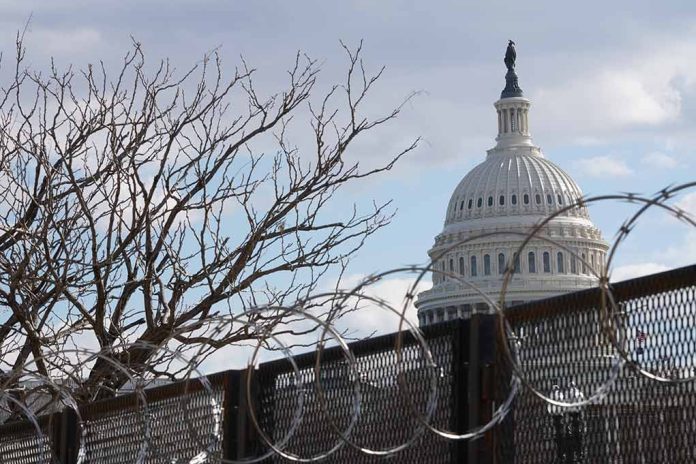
524,108,529,134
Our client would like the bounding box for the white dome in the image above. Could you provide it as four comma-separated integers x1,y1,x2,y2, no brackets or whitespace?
446,150,589,226
416,72,608,327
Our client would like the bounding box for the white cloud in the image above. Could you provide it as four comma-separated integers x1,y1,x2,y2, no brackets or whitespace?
536,69,681,134
572,136,606,147
196,275,433,374
611,226,696,283
675,192,696,218
27,27,102,55
611,262,670,282
532,37,696,140
573,155,633,178
332,274,430,338
641,151,678,169
661,229,696,266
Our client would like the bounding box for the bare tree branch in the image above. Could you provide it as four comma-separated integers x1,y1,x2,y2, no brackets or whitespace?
0,37,418,403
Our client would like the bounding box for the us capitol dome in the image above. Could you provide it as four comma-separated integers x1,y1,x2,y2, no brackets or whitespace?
416,42,608,327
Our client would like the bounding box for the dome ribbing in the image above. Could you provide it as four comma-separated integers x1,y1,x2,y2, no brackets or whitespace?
445,151,589,225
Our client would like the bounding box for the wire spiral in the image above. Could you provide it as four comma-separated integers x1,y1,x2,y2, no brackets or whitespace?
1,181,695,462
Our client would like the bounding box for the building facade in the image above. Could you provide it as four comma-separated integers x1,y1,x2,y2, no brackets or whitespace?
416,44,608,327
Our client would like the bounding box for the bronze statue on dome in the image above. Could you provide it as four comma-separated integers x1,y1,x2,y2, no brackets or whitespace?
504,40,516,71
501,40,523,98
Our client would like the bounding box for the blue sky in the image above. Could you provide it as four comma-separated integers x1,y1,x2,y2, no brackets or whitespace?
1,1,695,347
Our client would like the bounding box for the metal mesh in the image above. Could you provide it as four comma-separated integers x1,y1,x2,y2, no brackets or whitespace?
0,421,52,463
499,264,696,463
0,392,62,463
256,327,458,462
0,265,694,463
0,377,229,464
80,383,225,463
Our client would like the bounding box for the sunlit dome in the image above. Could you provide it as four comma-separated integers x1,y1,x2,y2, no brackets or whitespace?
445,151,589,227
416,43,608,327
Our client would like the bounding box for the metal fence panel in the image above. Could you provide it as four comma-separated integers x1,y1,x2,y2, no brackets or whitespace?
0,420,53,464
79,376,227,463
0,264,694,463
499,264,696,463
256,323,462,463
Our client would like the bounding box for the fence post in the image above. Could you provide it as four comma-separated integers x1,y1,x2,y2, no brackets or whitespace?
49,412,62,463
222,369,263,460
222,370,241,459
46,408,77,464
467,313,482,464
451,318,470,463
491,313,508,464
60,408,79,464
479,314,498,464
222,369,253,460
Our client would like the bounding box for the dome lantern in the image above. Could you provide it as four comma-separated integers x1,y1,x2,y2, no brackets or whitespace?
493,97,533,150
493,41,534,151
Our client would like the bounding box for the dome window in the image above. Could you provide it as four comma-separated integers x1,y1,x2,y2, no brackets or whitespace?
470,256,478,277
535,194,541,205
477,198,483,208
528,252,536,273
498,253,505,274
557,194,563,205
557,252,565,273
468,199,473,209
449,258,454,272
547,194,553,204
499,195,505,206
459,201,464,210
513,253,521,273
459,257,465,275
512,194,517,205
571,255,577,274
523,194,529,205
582,253,587,274
484,254,491,275
487,196,493,207
543,252,551,273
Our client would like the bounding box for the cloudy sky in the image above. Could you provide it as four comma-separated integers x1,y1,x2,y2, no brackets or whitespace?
2,1,695,347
